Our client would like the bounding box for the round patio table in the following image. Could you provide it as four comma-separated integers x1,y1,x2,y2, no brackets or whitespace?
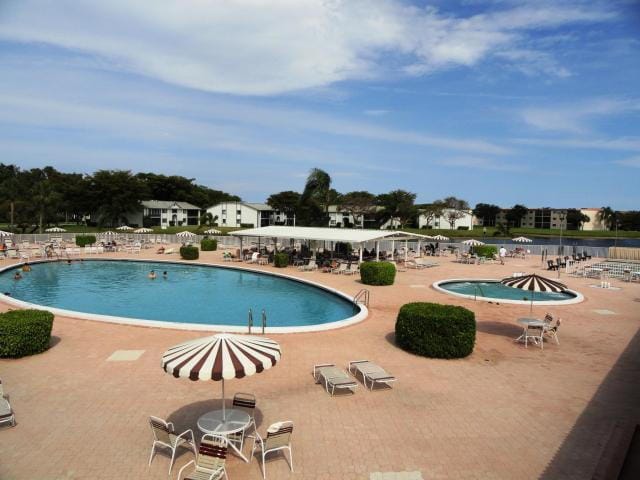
197,409,251,462
515,317,545,344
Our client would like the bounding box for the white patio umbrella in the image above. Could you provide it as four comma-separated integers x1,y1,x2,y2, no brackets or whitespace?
432,234,449,241
116,225,133,231
100,231,117,236
0,230,14,237
512,236,533,243
501,274,567,315
162,333,281,420
134,228,153,233
45,227,67,233
462,239,485,246
204,228,222,235
176,231,196,238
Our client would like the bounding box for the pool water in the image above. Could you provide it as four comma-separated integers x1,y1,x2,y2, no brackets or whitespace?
438,280,577,302
0,260,356,327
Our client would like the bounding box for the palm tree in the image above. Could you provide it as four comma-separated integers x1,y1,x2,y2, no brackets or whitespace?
597,206,616,230
299,168,332,226
493,222,511,237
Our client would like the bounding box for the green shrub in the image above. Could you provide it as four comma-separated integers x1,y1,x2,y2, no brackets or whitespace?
200,238,218,251
180,246,199,260
395,302,475,359
273,252,288,268
360,261,396,286
474,245,497,258
0,309,54,358
75,235,96,247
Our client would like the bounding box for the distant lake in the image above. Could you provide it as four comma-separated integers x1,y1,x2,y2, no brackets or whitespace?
465,237,640,248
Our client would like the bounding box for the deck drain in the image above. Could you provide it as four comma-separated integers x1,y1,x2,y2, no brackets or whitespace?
107,350,145,361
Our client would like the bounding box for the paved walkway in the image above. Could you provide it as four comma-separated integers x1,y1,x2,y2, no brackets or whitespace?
0,249,639,479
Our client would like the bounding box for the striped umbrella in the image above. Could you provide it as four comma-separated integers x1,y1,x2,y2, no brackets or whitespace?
512,236,532,243
501,274,567,314
176,231,196,238
134,227,153,233
204,228,222,235
432,234,449,241
116,225,133,231
45,227,67,233
462,239,485,246
0,230,14,237
162,333,281,420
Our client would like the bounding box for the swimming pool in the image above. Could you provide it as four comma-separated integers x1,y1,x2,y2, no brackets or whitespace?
433,279,583,305
0,260,365,332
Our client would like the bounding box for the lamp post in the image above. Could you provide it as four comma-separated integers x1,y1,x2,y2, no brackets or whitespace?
558,211,566,278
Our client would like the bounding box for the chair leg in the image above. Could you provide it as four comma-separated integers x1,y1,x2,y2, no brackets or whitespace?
287,445,294,472
148,443,157,467
169,447,177,476
261,452,267,479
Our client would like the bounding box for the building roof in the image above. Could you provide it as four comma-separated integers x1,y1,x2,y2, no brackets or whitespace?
141,200,201,210
243,203,273,211
231,226,433,243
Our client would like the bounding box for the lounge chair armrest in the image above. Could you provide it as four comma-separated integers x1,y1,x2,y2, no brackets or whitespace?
166,421,175,432
177,460,195,480
348,360,369,372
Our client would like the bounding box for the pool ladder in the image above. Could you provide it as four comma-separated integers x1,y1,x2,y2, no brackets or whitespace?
353,289,370,308
474,284,486,301
247,308,267,334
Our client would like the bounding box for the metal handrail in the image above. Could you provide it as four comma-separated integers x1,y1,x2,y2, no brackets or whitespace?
261,309,267,335
247,308,254,334
353,289,370,307
474,284,486,301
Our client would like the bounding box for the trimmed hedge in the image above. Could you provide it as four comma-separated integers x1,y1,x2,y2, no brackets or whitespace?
474,245,497,258
75,235,96,247
273,252,289,268
180,246,199,260
395,302,475,359
0,309,54,358
360,261,396,286
200,238,218,251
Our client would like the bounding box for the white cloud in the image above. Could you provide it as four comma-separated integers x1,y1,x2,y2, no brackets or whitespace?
520,97,640,134
0,0,616,95
513,136,640,152
614,156,640,168
437,156,524,171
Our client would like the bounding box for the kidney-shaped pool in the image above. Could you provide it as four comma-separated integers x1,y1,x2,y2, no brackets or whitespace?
0,260,365,332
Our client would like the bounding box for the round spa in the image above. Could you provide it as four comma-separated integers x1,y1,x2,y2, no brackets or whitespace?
432,279,583,305
0,260,365,332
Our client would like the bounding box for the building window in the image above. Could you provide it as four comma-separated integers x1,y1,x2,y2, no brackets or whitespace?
222,219,226,224
237,210,241,215
222,209,226,215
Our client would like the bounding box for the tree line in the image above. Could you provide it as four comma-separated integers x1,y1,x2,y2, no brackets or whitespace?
2,163,637,232
0,164,239,232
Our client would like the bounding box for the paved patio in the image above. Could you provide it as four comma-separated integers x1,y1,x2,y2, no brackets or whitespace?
1,249,639,479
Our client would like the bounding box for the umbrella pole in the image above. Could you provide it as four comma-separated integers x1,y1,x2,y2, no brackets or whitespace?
530,291,534,316
222,378,226,421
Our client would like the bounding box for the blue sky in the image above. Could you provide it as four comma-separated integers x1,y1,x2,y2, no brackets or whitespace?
1,0,639,209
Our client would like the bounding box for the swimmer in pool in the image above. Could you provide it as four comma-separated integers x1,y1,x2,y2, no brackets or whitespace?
148,270,156,280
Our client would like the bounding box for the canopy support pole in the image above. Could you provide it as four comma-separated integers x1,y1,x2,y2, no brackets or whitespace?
359,243,363,264
405,239,408,263
375,241,379,261
391,240,395,260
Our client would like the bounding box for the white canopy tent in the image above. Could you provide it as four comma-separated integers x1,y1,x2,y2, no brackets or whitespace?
231,226,434,263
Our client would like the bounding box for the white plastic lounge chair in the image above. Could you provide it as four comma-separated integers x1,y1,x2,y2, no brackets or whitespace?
348,360,397,390
228,392,256,453
313,364,357,395
0,397,15,428
164,248,176,254
415,258,439,268
177,434,228,480
148,416,197,475
250,421,294,479
300,259,317,271
343,263,359,275
0,378,6,399
331,263,347,274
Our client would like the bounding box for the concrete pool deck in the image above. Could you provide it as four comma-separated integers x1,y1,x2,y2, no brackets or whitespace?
0,248,639,479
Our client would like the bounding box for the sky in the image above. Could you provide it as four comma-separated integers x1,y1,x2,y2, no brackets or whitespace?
1,0,639,209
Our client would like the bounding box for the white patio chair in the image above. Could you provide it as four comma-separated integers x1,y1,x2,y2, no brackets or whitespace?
177,434,228,480
543,317,561,345
524,322,544,349
148,416,197,475
331,262,347,274
250,421,294,479
228,392,256,453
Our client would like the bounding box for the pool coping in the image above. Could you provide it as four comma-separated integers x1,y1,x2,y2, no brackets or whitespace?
0,258,368,333
432,278,584,306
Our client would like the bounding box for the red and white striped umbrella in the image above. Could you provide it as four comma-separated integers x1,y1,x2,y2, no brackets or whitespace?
501,274,567,314
162,333,281,418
